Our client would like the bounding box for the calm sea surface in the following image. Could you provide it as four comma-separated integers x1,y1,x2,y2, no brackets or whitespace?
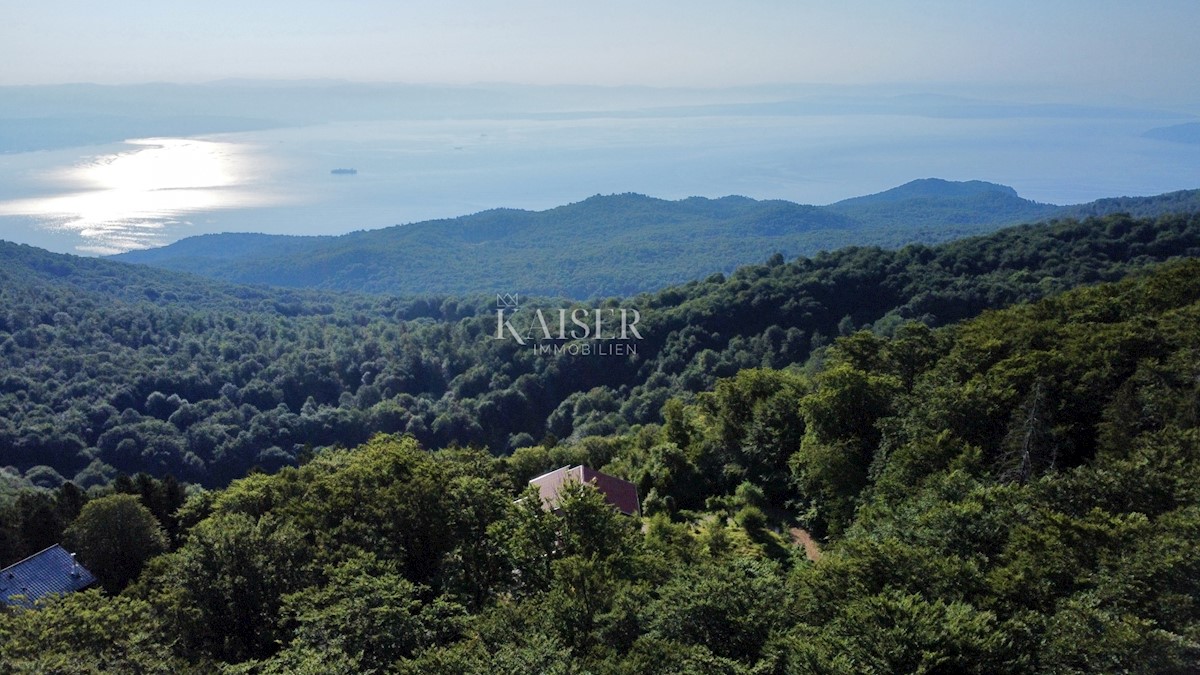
0,113,1197,255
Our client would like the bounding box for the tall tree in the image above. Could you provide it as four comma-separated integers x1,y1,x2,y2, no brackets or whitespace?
63,494,168,592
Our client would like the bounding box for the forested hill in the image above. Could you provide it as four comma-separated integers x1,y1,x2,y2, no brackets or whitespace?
5,252,1200,671
824,178,1056,230
112,180,1199,297
3,211,1200,493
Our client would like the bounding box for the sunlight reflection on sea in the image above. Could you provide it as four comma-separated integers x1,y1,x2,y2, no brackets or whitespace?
0,138,287,254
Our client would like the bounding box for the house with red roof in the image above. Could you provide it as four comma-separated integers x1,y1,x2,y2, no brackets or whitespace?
528,465,640,516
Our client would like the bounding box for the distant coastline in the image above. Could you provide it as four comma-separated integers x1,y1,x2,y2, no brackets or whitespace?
330,167,357,175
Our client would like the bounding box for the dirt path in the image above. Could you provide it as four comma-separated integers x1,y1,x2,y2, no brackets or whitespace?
789,527,822,562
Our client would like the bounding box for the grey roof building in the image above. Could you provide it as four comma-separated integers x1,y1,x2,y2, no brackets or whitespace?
1,544,96,608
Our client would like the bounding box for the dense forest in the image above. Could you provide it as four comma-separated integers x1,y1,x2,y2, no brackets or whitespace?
4,211,1200,493
113,183,1200,297
2,257,1199,672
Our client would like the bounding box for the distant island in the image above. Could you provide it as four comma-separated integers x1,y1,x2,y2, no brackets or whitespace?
330,168,357,175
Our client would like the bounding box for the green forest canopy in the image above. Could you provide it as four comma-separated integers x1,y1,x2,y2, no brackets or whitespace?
3,257,1199,672
3,211,1200,491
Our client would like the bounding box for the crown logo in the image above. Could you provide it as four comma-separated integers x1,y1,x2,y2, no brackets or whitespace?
496,293,519,308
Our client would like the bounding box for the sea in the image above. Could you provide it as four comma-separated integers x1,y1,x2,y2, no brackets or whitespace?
0,112,1197,255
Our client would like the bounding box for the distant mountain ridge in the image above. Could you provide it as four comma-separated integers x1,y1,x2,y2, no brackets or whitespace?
830,178,1021,205
113,180,1200,298
825,178,1060,233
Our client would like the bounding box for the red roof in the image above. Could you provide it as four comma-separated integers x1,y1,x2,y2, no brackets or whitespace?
528,465,640,516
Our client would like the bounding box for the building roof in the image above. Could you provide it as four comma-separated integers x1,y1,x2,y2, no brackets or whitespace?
1,544,96,608
528,465,641,516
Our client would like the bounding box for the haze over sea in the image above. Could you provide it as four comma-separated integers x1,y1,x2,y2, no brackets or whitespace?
0,85,1197,255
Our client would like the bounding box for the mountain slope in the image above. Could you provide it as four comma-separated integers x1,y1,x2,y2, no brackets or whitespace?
112,180,1197,298
1054,187,1200,220
5,210,1200,491
115,193,864,298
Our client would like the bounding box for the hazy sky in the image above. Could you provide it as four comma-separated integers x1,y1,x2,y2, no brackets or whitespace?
3,1,1198,102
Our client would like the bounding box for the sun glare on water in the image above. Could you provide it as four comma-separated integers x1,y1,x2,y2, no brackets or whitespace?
0,138,278,255
83,138,237,191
